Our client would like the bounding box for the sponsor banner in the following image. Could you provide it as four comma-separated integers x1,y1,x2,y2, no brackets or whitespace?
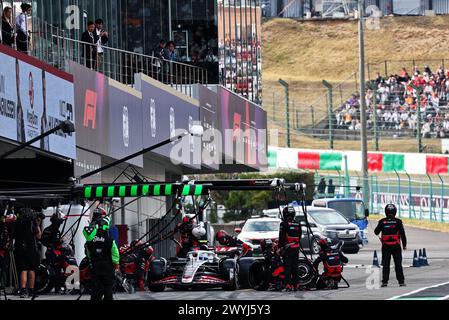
219,87,267,170
18,59,44,148
198,85,220,170
108,79,143,167
0,45,76,159
135,74,200,169
71,61,110,156
0,52,18,141
43,70,76,159
373,192,449,222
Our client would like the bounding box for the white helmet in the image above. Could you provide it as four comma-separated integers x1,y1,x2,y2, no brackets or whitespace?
192,225,206,239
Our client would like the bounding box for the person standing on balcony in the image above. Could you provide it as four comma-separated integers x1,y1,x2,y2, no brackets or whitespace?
81,21,98,69
95,19,108,69
163,41,178,62
15,3,32,54
2,7,14,47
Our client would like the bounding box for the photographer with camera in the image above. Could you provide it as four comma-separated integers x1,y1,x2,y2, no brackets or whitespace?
13,208,43,298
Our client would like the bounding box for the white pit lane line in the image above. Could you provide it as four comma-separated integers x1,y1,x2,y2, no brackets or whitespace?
388,281,449,300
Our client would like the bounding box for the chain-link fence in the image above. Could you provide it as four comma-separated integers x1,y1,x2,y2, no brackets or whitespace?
313,171,449,223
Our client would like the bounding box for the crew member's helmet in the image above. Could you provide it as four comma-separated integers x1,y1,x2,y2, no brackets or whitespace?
92,207,107,222
192,225,206,239
50,213,65,225
145,246,154,256
282,206,296,221
385,204,397,218
130,240,142,249
318,238,332,251
216,230,230,245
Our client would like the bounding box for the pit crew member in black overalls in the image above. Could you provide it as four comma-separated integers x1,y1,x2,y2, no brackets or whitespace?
313,238,348,289
176,217,200,258
278,206,301,292
374,204,407,287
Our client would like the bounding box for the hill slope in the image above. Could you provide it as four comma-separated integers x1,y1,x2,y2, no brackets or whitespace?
262,16,449,153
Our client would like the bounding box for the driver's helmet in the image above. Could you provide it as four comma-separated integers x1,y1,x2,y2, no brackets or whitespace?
192,225,206,239
216,230,230,246
282,206,296,221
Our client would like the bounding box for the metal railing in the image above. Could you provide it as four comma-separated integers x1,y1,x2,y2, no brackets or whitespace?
29,18,208,97
314,171,449,223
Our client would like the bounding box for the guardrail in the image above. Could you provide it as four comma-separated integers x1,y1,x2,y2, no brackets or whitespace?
29,18,208,97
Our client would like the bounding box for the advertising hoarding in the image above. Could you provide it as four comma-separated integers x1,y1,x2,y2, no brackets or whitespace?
135,74,200,169
71,61,110,156
198,85,220,170
108,79,143,167
43,68,76,159
219,86,267,170
0,52,18,141
0,45,76,159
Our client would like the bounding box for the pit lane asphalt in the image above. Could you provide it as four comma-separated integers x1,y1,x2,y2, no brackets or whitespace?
7,224,449,301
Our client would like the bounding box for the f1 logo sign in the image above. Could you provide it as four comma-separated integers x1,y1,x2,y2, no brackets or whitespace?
83,90,97,129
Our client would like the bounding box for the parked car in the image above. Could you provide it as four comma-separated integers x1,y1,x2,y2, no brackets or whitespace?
300,207,361,254
236,216,321,254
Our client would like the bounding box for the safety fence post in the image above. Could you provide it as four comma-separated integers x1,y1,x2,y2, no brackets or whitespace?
370,175,374,214
438,174,444,223
394,170,401,217
404,171,414,219
322,80,334,150
279,79,290,148
344,155,350,198
426,174,434,221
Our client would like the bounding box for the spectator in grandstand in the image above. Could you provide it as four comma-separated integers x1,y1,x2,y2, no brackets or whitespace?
15,3,32,54
81,21,98,69
422,121,431,138
1,6,14,47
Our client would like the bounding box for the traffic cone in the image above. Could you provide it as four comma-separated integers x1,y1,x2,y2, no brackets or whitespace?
372,250,380,267
418,249,424,266
412,250,421,267
421,248,429,266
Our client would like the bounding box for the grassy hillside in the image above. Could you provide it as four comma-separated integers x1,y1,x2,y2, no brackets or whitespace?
262,16,449,152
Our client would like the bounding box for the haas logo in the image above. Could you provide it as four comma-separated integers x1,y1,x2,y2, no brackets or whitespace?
83,90,97,129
